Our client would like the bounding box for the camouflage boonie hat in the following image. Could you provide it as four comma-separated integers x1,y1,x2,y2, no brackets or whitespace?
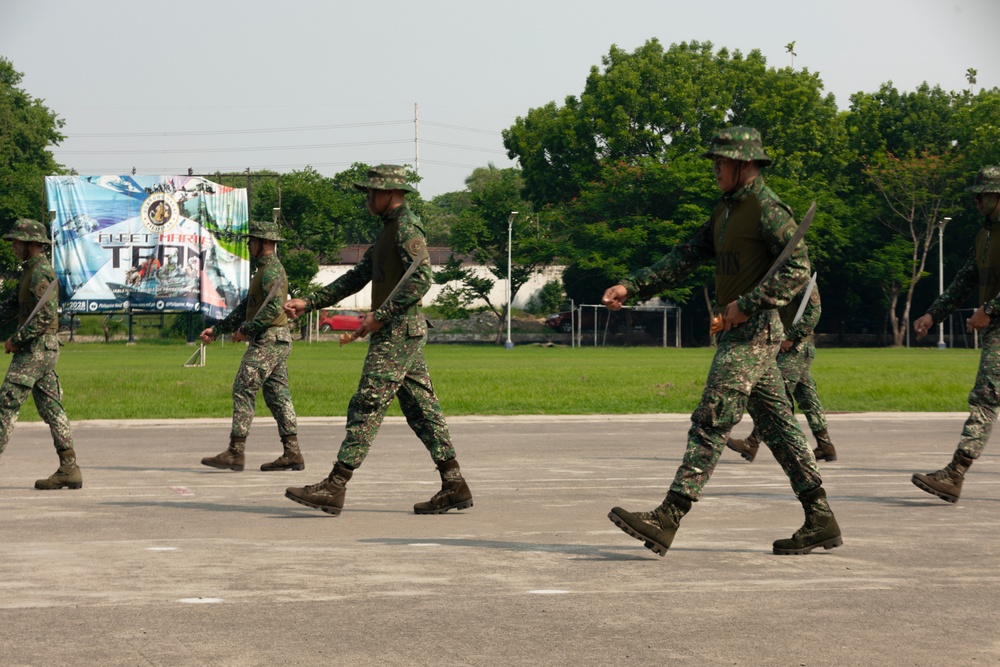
4,218,52,245
702,126,773,166
353,164,417,194
248,220,284,241
967,166,1000,194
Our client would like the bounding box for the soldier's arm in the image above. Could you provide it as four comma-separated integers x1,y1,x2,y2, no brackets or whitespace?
242,266,286,337
738,202,810,317
212,299,247,336
307,247,373,313
926,248,977,323
372,226,430,324
619,218,714,301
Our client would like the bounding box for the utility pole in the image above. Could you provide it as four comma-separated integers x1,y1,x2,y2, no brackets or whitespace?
414,102,419,184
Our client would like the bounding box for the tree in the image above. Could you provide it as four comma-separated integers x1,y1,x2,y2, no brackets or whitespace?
436,164,543,342
0,56,65,278
863,151,962,345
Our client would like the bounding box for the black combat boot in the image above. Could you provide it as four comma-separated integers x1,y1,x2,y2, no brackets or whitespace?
608,490,692,556
912,451,974,504
414,459,473,514
726,430,761,462
261,435,305,471
35,447,83,490
201,436,245,471
285,461,353,515
773,486,843,555
812,429,838,462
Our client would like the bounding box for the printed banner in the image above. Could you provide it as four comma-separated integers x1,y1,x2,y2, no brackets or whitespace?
44,175,249,320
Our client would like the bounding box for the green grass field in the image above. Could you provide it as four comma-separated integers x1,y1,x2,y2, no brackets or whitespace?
3,341,980,421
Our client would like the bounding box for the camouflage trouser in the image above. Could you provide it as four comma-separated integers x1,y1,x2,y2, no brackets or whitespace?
776,341,828,434
336,319,455,469
231,326,297,439
0,335,73,456
956,319,1000,459
670,311,822,501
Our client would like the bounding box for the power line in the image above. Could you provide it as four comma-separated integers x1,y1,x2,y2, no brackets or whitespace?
67,120,411,139
56,139,412,156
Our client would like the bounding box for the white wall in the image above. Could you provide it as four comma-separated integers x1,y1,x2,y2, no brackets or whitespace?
313,264,566,311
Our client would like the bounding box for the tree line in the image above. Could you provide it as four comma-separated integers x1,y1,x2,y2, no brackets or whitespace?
3,40,999,345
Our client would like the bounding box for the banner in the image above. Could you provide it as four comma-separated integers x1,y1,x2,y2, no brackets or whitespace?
44,175,249,320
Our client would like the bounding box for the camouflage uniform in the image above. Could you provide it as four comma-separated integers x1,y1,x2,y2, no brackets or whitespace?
285,165,471,517
212,253,297,440
608,127,839,556
202,220,298,472
306,203,454,468
0,219,79,489
729,283,837,461
913,166,1000,502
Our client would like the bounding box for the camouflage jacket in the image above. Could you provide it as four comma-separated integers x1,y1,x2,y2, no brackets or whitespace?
926,217,1000,323
618,176,810,317
213,253,288,337
307,204,430,324
780,283,821,343
0,253,59,347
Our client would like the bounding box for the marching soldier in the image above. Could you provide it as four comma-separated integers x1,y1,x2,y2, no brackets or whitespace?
912,165,1000,502
727,281,838,462
283,164,472,517
199,220,303,472
0,219,81,490
602,127,841,556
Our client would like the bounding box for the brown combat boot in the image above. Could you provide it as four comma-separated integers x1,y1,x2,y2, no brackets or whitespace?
261,435,305,471
912,451,974,504
35,447,83,490
773,486,843,555
414,459,473,514
726,430,761,462
201,436,245,471
812,429,838,462
285,461,353,515
608,490,692,557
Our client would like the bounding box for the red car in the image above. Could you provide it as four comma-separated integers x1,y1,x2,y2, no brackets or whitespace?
318,309,364,332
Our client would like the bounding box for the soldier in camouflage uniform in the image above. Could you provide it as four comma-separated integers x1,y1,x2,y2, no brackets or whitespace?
726,281,838,463
602,127,841,556
199,220,302,472
912,165,1000,503
0,219,80,490
283,164,472,517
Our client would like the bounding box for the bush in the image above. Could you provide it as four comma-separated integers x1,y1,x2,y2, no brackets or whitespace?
424,285,472,320
526,279,566,315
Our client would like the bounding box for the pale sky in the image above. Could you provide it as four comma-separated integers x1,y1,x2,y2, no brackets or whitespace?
2,0,998,199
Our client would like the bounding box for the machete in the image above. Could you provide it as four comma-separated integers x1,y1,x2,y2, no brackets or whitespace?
791,272,818,326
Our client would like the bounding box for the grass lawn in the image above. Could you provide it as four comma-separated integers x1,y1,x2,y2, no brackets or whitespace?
3,341,981,421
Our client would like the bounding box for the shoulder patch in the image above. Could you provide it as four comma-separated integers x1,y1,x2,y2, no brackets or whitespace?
34,279,51,299
406,237,425,259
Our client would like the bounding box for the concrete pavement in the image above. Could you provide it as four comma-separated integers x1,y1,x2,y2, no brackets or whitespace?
1,413,998,666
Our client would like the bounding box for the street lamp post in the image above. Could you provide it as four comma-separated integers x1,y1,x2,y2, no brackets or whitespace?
938,217,952,349
505,211,518,350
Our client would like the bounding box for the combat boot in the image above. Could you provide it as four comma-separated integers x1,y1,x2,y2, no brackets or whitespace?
912,451,974,504
812,429,838,462
35,448,83,490
726,430,761,462
261,435,305,471
414,458,473,514
201,436,245,471
608,491,692,556
773,486,843,555
285,461,352,515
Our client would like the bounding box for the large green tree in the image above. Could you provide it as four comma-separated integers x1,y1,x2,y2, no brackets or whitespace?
0,56,65,278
